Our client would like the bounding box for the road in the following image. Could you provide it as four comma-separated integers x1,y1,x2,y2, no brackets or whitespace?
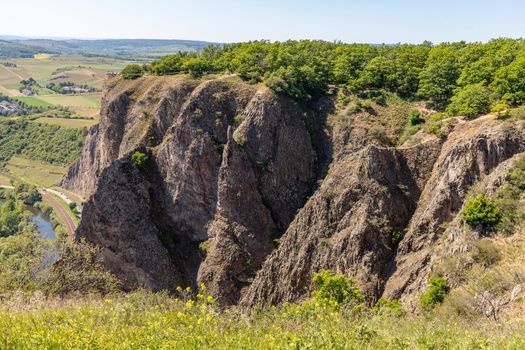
40,191,76,241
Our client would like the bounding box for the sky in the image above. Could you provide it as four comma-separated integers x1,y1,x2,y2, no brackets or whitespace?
1,0,525,43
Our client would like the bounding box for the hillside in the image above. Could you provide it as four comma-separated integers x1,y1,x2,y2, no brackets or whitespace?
0,38,214,60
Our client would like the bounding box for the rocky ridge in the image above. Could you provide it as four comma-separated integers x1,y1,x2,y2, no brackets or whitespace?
63,75,525,307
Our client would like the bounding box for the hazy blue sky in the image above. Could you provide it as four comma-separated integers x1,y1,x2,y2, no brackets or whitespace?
2,0,525,43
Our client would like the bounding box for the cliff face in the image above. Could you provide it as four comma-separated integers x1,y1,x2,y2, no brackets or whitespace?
64,76,525,307
64,76,330,304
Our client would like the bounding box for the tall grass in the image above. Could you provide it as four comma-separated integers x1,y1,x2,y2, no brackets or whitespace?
1,290,524,349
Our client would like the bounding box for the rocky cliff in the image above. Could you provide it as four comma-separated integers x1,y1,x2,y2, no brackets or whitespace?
63,76,525,308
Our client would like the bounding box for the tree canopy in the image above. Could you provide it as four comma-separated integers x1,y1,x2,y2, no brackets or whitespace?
123,38,525,112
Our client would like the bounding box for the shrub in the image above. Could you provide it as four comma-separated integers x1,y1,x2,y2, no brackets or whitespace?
312,270,364,306
408,110,424,126
470,240,501,267
45,241,119,296
492,102,510,119
233,114,245,127
121,64,145,80
391,231,403,246
420,277,448,310
374,297,405,316
132,151,148,169
68,202,77,211
427,122,447,139
199,240,210,257
461,193,502,228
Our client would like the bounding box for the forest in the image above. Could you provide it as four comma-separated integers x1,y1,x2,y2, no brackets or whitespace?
121,39,525,118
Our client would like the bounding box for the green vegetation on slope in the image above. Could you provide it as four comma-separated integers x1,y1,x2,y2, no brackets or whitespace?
0,120,86,166
1,281,524,349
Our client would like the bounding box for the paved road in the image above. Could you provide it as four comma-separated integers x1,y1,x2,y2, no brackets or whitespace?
40,191,76,241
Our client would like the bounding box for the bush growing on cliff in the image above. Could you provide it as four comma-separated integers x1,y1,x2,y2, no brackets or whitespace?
312,270,364,306
408,110,424,125
132,151,148,169
461,193,502,228
121,64,145,80
420,277,448,310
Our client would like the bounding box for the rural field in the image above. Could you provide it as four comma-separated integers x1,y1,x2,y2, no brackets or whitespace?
5,157,68,188
0,54,130,123
0,53,129,228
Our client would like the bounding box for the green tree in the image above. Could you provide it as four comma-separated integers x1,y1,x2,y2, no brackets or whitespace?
182,57,212,78
391,44,430,97
121,64,145,80
491,56,525,106
357,55,396,90
418,44,462,107
461,193,502,228
446,84,493,118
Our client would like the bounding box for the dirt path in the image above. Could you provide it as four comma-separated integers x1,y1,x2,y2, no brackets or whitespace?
40,191,76,241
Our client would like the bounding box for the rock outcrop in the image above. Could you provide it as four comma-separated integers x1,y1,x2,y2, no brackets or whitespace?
64,76,329,305
64,75,525,307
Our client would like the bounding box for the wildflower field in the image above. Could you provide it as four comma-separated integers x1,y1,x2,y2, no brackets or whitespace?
1,289,525,350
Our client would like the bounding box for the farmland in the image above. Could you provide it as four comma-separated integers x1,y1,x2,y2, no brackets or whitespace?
0,54,128,197
0,54,130,122
6,157,67,188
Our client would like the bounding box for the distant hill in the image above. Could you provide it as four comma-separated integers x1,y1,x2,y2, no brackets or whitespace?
0,40,56,58
0,37,215,60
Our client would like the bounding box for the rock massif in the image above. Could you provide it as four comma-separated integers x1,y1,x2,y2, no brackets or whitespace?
64,76,329,305
64,76,525,307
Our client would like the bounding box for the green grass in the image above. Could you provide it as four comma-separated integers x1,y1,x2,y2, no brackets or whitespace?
0,173,12,186
6,157,67,188
0,291,524,349
35,117,97,128
14,96,55,108
37,94,101,108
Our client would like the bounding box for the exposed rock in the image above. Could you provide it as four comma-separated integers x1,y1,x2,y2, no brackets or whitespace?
65,76,328,303
64,75,525,308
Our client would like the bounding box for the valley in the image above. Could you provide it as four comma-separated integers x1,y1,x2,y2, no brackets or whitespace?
0,7,525,347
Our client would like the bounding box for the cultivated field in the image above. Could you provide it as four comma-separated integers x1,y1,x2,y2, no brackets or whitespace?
35,116,97,128
0,54,128,196
0,54,129,120
6,157,67,188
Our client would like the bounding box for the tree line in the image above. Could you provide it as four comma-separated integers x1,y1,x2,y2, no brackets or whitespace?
122,38,525,116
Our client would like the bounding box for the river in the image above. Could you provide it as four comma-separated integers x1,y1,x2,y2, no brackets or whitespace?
0,199,56,239
27,206,56,239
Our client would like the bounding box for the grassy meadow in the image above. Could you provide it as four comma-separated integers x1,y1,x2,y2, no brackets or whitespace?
1,290,524,350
